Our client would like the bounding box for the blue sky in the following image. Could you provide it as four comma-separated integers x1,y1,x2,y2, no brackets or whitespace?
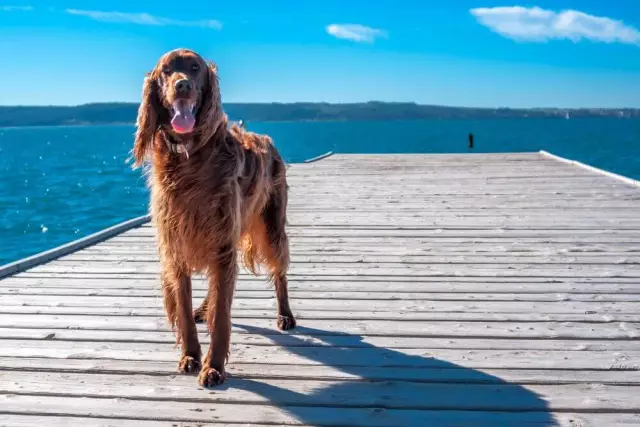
1,0,640,107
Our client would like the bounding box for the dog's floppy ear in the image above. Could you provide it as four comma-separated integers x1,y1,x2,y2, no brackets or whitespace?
133,72,160,168
199,61,222,125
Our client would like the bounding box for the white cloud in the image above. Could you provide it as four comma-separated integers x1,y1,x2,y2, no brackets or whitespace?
65,9,222,29
470,6,640,45
326,23,387,43
1,5,33,11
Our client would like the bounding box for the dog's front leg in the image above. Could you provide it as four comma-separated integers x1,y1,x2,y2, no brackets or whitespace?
162,262,202,374
197,244,237,387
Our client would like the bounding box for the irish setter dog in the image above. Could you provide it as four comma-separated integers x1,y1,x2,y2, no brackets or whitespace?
132,48,296,387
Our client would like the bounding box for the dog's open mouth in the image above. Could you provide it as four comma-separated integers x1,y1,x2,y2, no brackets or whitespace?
170,100,196,134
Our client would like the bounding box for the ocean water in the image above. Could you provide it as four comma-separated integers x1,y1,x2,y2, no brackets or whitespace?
1,118,639,265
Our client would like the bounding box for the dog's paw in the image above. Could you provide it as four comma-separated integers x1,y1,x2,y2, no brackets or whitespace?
193,307,207,324
277,314,297,331
197,366,226,387
178,355,201,374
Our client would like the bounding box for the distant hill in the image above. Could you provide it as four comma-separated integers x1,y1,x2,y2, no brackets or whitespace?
0,102,638,127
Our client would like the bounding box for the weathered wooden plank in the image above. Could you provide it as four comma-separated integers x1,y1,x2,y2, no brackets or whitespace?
4,295,640,316
5,277,640,294
103,236,640,245
86,242,640,253
289,168,589,175
145,192,639,200
272,221,640,228
4,288,640,302
259,192,637,199
3,328,638,351
0,341,640,372
287,197,640,206
4,306,640,323
112,239,640,252
306,152,547,162
97,236,640,246
94,237,640,246
69,251,640,262
287,165,601,172
0,315,637,339
13,270,638,286
34,256,640,269
123,227,640,237
2,327,635,352
288,178,621,186
0,415,219,427
6,273,640,284
0,340,638,370
22,264,640,279
288,192,634,201
284,193,639,202
12,272,640,285
0,340,640,371
2,357,638,385
1,393,640,427
22,255,640,271
0,415,256,427
281,204,640,210
2,370,640,412
284,176,632,182
54,253,640,265
83,241,640,251
298,154,544,163
280,205,638,213
280,190,636,197
287,172,605,180
6,328,640,352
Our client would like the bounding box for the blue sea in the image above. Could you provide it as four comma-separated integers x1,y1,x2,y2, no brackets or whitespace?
1,118,639,265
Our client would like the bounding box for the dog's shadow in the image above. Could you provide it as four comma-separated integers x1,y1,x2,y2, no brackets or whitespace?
220,323,557,427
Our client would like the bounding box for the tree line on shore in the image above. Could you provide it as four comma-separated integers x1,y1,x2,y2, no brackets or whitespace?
1,102,637,127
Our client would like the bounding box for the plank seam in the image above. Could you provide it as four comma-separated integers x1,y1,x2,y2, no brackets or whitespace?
539,150,640,188
0,215,151,279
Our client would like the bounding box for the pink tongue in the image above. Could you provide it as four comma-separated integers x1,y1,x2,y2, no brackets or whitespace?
171,105,195,133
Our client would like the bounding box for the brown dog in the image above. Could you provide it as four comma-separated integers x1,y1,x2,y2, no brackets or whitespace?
132,48,296,387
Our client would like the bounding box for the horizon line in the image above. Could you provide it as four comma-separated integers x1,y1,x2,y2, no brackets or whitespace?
1,101,639,110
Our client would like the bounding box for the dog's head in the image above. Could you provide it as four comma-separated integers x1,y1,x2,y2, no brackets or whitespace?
133,48,223,166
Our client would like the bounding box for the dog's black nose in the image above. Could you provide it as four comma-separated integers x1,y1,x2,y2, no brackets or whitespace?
175,79,192,94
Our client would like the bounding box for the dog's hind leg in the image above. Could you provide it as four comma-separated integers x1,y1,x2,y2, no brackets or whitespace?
261,191,296,331
193,291,209,324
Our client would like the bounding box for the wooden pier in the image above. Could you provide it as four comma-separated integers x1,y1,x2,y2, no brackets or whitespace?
1,152,639,426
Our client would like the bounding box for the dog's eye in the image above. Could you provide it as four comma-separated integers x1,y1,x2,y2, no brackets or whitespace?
162,67,170,75
192,63,199,71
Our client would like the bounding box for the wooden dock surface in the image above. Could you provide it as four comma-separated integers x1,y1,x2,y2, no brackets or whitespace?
1,152,640,426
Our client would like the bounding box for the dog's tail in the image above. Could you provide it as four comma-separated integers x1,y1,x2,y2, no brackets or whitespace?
239,233,259,276
239,221,269,276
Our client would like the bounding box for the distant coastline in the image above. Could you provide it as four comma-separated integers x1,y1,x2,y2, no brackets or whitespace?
0,102,638,128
